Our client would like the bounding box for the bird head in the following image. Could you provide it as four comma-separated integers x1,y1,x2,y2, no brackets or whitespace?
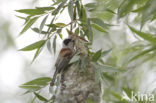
63,38,75,49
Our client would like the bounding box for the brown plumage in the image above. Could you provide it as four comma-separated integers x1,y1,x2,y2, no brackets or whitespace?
50,39,75,86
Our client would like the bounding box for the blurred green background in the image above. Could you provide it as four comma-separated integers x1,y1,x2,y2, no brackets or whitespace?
0,0,156,103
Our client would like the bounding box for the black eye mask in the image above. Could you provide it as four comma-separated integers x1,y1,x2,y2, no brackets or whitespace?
63,39,72,45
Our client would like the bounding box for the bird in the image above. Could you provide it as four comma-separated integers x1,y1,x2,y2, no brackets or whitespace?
50,38,75,86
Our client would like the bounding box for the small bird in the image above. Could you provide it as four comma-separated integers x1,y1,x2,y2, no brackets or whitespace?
50,38,75,86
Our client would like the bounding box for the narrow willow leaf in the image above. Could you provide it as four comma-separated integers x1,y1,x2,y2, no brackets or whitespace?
20,17,39,35
31,28,47,34
57,29,62,34
80,5,87,21
55,23,66,27
111,92,122,100
19,77,51,91
68,0,74,20
35,6,55,11
128,25,156,44
118,0,136,18
53,0,63,5
19,85,42,91
39,15,48,34
84,3,97,11
86,18,93,42
59,34,63,39
92,49,102,62
73,4,76,20
16,9,44,15
129,46,156,62
105,8,116,14
34,92,48,102
31,44,45,63
132,6,144,12
75,27,79,35
19,40,46,51
24,16,31,25
90,18,109,29
53,36,57,54
47,39,52,54
52,0,67,15
15,15,26,20
91,23,108,33
16,7,54,16
75,0,81,17
93,62,122,73
101,49,112,57
102,73,115,81
31,48,41,63
21,77,51,86
140,0,156,29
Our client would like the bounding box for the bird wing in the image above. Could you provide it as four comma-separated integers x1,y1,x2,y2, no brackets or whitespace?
55,48,73,73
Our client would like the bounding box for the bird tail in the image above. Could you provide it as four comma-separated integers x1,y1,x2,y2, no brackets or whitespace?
50,69,58,86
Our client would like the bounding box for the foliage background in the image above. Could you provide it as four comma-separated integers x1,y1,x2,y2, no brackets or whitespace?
0,0,156,103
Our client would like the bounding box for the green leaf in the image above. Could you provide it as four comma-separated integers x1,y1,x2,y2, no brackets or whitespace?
94,63,123,73
31,47,42,63
15,15,26,20
86,18,93,42
16,9,44,15
52,0,63,5
35,6,55,11
128,25,156,44
90,18,110,29
80,5,87,21
16,7,54,16
140,0,156,28
34,92,48,102
132,6,144,13
102,73,115,81
19,40,46,51
47,39,52,54
129,46,156,62
91,23,107,33
55,23,66,27
76,0,81,17
75,28,79,35
105,8,116,14
53,36,57,54
39,15,48,34
118,0,137,18
20,17,39,35
20,85,42,91
111,92,122,100
19,77,51,91
101,49,112,57
52,0,67,15
68,0,74,20
31,28,47,34
84,3,97,11
92,49,102,62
